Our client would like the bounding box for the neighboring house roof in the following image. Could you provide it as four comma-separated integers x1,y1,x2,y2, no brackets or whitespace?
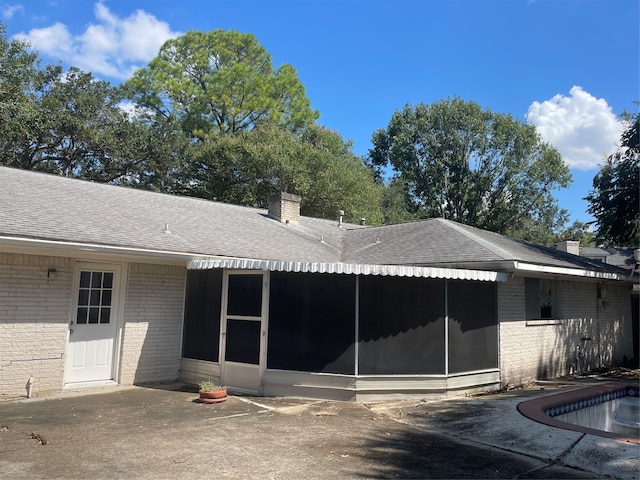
0,166,633,283
581,247,639,271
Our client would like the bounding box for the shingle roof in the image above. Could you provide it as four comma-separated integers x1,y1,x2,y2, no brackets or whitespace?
0,166,631,279
0,166,347,263
581,247,638,270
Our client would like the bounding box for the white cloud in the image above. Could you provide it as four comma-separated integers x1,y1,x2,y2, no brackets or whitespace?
13,1,179,80
526,86,624,170
2,3,23,19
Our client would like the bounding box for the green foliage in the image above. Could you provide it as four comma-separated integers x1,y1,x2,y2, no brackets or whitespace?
180,125,383,224
586,110,640,247
380,178,420,225
199,378,224,392
0,24,61,169
368,97,571,243
124,29,318,140
555,220,596,247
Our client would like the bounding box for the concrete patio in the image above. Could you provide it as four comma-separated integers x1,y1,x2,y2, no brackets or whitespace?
0,378,638,479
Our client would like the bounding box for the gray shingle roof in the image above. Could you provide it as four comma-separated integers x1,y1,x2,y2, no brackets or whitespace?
0,166,631,278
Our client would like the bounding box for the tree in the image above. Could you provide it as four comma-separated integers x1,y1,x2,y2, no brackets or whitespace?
0,23,183,187
180,124,383,224
0,23,61,167
124,29,318,140
368,98,571,244
1,64,179,186
555,220,596,247
586,111,640,247
379,177,420,225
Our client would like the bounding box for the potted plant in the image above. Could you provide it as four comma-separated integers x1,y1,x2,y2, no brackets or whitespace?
198,379,227,403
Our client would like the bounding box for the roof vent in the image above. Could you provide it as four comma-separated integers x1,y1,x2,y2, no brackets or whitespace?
268,192,301,225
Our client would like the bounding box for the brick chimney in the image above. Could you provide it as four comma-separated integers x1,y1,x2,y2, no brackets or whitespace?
268,192,301,225
556,240,580,256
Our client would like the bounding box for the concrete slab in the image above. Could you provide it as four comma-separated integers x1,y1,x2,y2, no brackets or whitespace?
369,382,640,479
0,381,637,479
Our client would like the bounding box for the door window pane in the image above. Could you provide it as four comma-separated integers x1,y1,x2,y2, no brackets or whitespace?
88,307,99,324
79,271,91,288
225,319,260,364
77,307,88,324
102,290,112,306
227,275,262,317
91,272,102,288
90,290,101,306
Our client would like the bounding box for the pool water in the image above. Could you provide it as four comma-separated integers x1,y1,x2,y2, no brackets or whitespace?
551,396,639,437
518,382,640,443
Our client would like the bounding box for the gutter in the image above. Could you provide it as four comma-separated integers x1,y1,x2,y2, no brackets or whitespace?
418,260,633,283
0,235,202,264
512,261,633,282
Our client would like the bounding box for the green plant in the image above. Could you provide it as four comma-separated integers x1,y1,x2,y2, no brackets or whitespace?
199,379,225,392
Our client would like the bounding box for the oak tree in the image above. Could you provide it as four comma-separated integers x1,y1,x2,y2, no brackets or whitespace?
368,98,571,243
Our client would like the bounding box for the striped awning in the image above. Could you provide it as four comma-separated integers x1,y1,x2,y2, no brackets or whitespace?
188,258,506,282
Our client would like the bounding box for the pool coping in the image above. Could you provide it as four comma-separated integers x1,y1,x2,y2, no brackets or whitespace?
517,381,640,444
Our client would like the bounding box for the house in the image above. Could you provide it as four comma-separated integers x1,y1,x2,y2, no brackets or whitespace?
580,246,639,273
0,166,635,400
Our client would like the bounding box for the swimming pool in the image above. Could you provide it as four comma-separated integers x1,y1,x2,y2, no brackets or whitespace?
518,382,639,444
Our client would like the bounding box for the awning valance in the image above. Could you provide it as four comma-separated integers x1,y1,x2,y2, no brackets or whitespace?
188,258,506,282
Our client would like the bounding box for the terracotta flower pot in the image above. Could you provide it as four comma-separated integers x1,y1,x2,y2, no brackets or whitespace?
199,388,227,400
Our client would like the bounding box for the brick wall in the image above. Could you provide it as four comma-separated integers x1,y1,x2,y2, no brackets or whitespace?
499,276,633,388
119,263,186,385
0,253,73,399
1,254,188,399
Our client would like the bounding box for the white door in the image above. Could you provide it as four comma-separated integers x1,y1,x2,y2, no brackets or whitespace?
221,272,268,394
65,264,121,384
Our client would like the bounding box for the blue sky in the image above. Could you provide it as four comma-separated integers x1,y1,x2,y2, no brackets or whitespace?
2,0,638,225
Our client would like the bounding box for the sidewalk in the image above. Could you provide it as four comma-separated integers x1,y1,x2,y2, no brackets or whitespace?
0,379,638,479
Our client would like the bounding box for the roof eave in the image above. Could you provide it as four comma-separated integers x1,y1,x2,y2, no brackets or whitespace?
0,235,201,265
513,261,635,282
417,260,635,283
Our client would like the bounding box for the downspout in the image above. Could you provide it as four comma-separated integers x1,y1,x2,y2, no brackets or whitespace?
596,283,603,368
26,375,34,398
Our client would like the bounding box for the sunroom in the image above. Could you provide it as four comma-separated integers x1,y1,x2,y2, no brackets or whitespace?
179,260,505,400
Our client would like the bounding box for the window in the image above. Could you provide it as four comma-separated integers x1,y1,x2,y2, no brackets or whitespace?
525,278,557,319
76,271,113,324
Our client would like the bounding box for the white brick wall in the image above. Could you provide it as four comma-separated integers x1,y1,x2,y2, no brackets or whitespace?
119,263,186,385
1,254,187,399
499,276,633,388
0,253,73,399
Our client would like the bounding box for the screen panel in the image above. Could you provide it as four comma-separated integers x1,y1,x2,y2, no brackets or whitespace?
447,280,498,373
225,319,261,364
358,276,446,375
267,272,356,374
227,274,262,317
182,269,223,362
